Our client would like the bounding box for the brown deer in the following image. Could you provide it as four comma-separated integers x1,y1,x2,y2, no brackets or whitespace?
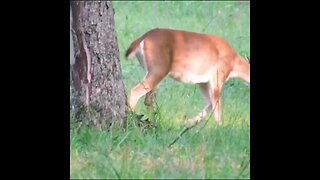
125,28,250,126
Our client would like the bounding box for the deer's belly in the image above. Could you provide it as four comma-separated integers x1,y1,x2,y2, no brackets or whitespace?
168,71,210,84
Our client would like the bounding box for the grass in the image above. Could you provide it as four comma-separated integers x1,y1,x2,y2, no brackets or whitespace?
71,1,250,179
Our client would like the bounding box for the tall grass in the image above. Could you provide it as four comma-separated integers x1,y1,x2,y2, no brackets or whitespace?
71,1,250,179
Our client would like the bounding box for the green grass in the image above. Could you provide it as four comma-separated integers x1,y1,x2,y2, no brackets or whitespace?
71,1,250,179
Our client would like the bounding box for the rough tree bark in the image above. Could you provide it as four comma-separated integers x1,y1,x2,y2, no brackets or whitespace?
70,1,127,129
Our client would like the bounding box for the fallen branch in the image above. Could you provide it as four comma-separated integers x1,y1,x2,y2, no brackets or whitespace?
189,111,213,140
168,124,194,148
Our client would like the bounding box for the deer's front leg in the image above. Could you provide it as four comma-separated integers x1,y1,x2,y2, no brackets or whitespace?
209,69,226,126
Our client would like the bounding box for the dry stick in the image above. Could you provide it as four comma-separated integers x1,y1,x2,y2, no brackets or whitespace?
190,110,213,140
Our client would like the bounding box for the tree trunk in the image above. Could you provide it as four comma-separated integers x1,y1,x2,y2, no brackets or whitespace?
70,1,127,129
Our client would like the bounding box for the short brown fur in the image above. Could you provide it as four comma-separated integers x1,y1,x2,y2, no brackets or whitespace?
126,28,250,125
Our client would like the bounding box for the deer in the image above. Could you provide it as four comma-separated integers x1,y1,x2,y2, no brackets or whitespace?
125,28,250,126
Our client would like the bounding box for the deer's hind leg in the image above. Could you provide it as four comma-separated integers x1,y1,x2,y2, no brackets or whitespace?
144,89,156,111
186,82,212,127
